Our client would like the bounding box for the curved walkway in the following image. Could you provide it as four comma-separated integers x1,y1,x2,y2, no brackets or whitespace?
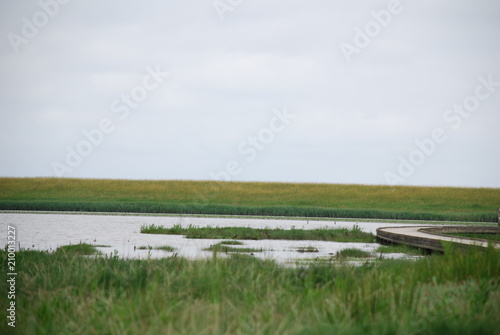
376,226,500,252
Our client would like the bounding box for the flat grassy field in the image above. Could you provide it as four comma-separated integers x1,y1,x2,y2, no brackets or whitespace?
0,177,499,221
1,246,498,334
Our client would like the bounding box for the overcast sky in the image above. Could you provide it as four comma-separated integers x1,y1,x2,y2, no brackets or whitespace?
1,0,499,187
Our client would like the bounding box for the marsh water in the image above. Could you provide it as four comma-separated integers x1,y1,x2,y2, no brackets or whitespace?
1,212,430,264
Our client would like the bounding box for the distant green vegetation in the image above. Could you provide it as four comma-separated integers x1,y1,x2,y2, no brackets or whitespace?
0,177,499,222
1,246,498,334
141,224,376,243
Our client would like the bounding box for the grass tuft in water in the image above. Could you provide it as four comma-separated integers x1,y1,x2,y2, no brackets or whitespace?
141,224,375,243
55,243,101,256
296,246,319,253
138,245,175,251
218,240,243,245
155,245,176,252
336,248,372,258
204,242,262,253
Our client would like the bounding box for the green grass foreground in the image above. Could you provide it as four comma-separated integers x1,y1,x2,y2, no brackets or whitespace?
0,177,499,222
141,224,376,243
1,247,499,335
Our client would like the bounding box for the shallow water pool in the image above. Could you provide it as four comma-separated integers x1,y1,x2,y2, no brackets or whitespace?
1,212,429,264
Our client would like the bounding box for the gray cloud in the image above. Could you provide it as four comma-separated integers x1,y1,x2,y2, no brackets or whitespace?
0,0,499,187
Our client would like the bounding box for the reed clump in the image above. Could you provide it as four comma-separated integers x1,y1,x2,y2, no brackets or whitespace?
140,224,376,243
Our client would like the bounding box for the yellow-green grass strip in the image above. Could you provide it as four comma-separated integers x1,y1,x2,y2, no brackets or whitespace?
1,177,498,222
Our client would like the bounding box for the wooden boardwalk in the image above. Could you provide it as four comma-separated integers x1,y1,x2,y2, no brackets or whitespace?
376,226,500,252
